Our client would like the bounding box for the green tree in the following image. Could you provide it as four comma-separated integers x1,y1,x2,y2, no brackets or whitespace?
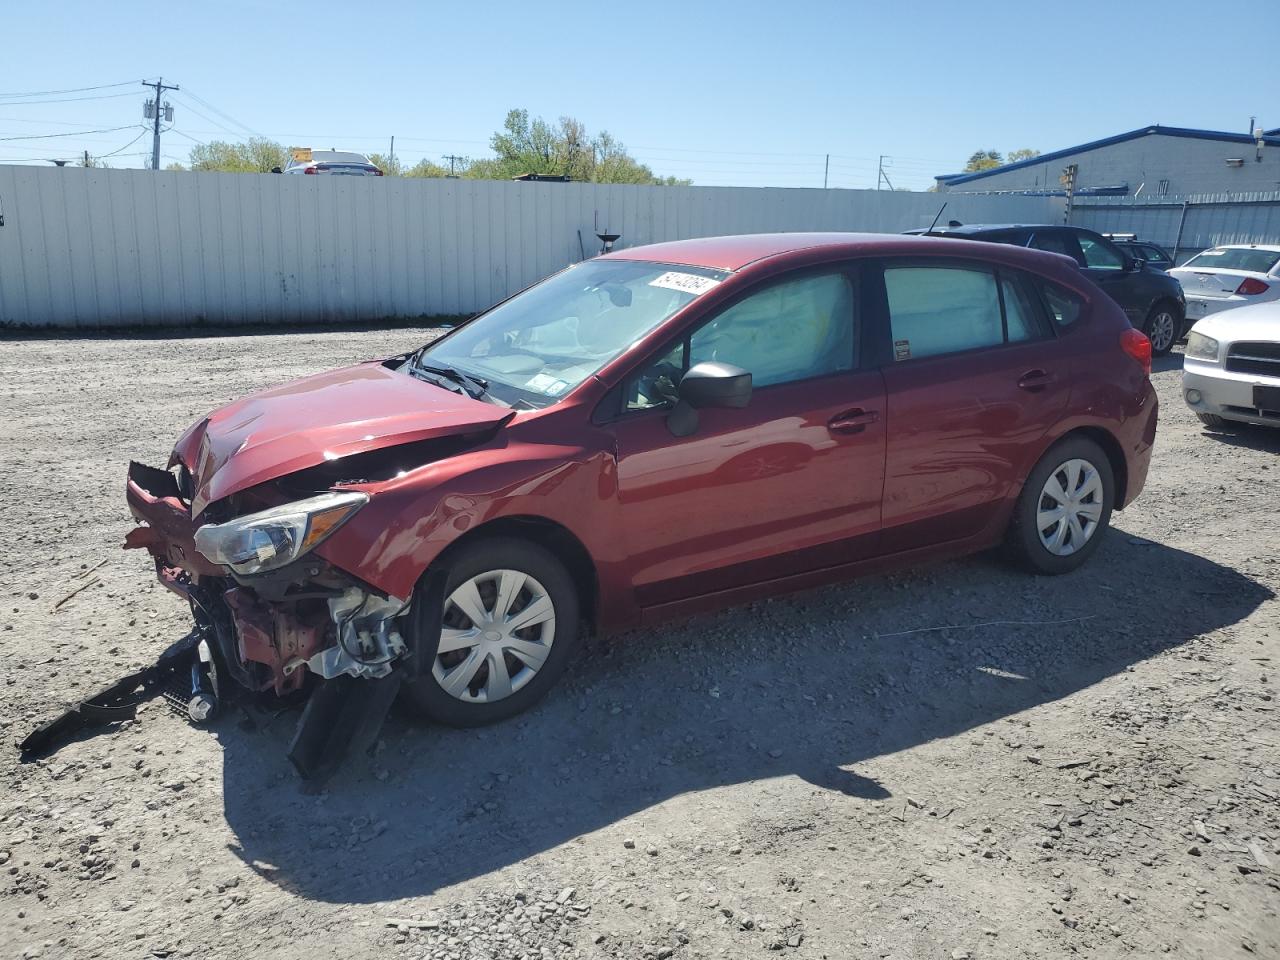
405,158,451,178
964,149,1004,173
184,137,289,173
470,108,690,185
367,152,402,176
1007,148,1040,162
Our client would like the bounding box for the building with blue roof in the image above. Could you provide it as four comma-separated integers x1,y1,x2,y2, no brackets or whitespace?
935,125,1280,198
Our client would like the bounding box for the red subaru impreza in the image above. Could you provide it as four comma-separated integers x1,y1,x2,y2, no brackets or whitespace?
125,233,1156,771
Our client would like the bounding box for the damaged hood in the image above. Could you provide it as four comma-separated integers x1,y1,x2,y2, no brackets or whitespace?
173,362,512,517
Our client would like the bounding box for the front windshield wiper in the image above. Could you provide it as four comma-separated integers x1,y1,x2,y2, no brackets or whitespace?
408,352,491,401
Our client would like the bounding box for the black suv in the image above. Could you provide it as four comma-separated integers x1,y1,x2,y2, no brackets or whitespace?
1104,235,1175,272
910,224,1187,355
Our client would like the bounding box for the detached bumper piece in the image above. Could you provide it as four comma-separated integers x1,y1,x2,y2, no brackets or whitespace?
287,672,403,782
19,630,205,760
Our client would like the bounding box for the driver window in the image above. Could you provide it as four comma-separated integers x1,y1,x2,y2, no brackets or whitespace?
1077,234,1125,271
624,271,855,411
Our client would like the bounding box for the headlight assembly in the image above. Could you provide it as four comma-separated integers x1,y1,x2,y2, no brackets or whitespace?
1185,331,1220,362
193,491,368,575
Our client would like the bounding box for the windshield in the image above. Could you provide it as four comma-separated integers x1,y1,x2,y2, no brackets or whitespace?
1183,247,1280,273
312,151,371,164
416,259,727,407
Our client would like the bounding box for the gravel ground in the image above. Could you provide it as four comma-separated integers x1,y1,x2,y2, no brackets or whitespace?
1,329,1278,960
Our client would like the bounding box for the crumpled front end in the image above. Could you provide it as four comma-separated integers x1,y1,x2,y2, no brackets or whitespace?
124,460,411,698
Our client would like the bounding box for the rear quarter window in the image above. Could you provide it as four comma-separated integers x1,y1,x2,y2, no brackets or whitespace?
1039,283,1084,329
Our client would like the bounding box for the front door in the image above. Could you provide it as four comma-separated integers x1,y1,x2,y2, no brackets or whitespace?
874,258,1069,552
605,266,887,609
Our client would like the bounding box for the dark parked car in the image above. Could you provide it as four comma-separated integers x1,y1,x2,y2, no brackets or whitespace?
124,233,1157,774
1105,235,1175,272
910,224,1186,356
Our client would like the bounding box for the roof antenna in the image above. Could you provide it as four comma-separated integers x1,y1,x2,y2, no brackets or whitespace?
925,201,948,235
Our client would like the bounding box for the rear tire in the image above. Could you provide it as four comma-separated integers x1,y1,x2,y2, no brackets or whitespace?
1196,412,1227,429
1143,302,1182,356
404,537,582,727
1006,436,1115,575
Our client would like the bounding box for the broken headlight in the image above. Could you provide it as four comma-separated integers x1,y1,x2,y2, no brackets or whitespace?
193,491,368,575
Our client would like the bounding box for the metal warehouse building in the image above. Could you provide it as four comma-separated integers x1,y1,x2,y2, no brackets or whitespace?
936,125,1280,198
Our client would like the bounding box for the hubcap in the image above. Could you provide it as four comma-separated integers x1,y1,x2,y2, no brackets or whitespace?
1150,312,1176,352
1036,458,1105,557
433,569,556,703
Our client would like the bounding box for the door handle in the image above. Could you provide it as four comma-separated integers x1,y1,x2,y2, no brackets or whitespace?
828,408,880,434
1017,369,1056,392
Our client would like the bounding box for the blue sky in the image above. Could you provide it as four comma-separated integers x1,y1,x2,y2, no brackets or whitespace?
7,0,1278,190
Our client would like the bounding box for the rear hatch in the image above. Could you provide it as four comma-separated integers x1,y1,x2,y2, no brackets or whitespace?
1171,267,1266,301
1171,248,1280,300
312,163,380,176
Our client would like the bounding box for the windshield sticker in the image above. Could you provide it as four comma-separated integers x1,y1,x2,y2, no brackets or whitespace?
894,339,912,361
649,271,721,296
526,372,571,396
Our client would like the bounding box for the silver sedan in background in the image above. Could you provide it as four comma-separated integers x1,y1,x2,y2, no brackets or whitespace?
1183,300,1280,429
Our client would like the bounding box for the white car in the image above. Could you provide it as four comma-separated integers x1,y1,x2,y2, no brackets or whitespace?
1169,244,1280,322
282,149,383,176
1183,300,1280,429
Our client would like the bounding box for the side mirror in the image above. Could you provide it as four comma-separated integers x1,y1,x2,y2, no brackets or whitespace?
667,362,752,437
1125,256,1145,272
270,166,283,174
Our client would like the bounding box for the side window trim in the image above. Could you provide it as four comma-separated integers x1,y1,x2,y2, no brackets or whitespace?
874,258,1057,366
603,262,863,421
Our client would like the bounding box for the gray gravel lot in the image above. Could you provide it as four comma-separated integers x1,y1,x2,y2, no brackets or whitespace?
1,329,1278,960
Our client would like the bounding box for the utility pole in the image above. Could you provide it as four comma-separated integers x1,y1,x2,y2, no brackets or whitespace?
389,136,395,171
823,154,829,189
1060,163,1078,224
142,78,178,170
877,155,895,191
443,154,465,177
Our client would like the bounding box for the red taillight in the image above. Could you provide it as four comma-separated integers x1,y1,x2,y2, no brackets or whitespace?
1121,328,1152,375
1235,277,1270,295
303,165,319,175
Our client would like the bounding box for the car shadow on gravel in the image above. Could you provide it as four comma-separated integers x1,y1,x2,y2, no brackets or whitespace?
1198,422,1280,452
216,534,1270,904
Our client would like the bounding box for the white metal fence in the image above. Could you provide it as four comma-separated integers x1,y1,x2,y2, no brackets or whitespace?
1071,192,1280,263
0,166,1062,329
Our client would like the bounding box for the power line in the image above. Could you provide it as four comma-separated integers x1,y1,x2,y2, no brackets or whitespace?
0,80,141,99
0,124,138,142
179,88,262,139
0,91,141,106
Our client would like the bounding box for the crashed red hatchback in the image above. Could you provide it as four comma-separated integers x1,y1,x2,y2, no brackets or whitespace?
124,233,1156,775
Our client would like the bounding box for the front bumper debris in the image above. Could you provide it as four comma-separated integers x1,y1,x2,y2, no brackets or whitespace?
19,630,206,759
76,459,418,781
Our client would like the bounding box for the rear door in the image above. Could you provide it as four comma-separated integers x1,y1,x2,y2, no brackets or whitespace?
874,258,1069,552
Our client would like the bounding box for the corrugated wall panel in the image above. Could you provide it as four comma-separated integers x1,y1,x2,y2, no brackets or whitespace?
3,167,1072,328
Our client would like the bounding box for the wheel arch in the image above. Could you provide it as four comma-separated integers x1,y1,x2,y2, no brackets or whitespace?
1047,426,1129,508
434,514,600,632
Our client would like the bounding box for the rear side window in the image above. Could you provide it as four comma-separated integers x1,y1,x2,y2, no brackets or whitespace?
884,266,1004,361
1040,283,1084,328
1002,276,1043,342
1030,231,1077,260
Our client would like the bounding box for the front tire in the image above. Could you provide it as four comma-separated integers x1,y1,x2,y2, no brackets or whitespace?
1196,412,1227,429
1006,437,1115,575
1143,302,1181,356
404,537,582,727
